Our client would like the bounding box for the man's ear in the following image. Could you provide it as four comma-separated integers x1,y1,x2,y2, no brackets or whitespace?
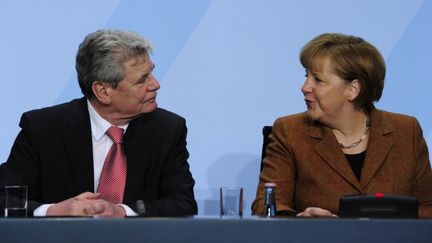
92,81,112,105
347,79,361,101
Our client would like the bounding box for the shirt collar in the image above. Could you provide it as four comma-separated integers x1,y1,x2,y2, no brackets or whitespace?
87,99,129,141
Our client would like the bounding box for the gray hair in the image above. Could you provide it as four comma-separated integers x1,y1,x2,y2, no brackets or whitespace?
75,29,154,98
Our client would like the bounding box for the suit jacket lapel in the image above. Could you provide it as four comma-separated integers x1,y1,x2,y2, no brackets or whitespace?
62,98,94,193
310,124,362,192
361,109,393,188
123,114,152,203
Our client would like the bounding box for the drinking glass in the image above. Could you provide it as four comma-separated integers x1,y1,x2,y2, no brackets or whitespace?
220,187,243,217
3,186,27,218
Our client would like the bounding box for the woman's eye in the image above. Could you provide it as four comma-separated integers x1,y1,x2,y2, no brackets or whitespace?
314,76,322,82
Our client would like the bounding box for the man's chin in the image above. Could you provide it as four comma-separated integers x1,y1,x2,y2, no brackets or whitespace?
144,102,158,113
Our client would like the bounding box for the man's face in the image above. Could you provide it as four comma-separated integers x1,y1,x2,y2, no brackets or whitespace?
108,54,160,121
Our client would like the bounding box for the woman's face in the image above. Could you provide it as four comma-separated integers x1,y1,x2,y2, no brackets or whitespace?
301,58,355,123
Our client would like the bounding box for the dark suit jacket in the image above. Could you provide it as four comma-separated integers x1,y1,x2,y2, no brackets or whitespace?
252,109,432,218
1,98,197,216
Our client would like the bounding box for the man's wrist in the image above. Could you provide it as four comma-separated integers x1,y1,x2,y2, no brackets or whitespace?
33,204,54,217
118,204,138,216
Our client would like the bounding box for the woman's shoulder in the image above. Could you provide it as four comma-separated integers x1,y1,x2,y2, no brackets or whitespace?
373,109,418,126
271,112,312,136
274,112,308,126
371,109,423,135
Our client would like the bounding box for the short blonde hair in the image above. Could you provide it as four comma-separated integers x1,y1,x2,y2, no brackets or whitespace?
300,33,385,110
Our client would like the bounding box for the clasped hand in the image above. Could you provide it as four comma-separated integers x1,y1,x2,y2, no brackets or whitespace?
296,207,338,217
46,192,126,217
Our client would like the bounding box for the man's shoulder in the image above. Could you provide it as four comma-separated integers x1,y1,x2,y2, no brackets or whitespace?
137,108,185,124
24,98,85,117
128,108,187,140
152,108,184,120
128,108,187,134
21,98,87,125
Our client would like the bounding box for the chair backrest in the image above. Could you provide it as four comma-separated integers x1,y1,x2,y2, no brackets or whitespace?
261,126,273,172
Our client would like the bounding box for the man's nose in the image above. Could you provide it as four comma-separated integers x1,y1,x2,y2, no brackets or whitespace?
148,74,160,90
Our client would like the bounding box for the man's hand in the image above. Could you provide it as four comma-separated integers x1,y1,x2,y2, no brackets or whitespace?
46,192,126,217
296,207,338,217
88,199,126,218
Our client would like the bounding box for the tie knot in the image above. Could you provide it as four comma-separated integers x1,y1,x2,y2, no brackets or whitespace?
106,126,124,144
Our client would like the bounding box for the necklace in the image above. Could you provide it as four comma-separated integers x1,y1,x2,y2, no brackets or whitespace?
338,114,371,149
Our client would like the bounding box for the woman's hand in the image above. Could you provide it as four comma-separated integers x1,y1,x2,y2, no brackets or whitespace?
296,207,338,217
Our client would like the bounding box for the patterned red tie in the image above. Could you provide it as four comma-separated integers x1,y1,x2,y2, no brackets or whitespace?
97,126,127,204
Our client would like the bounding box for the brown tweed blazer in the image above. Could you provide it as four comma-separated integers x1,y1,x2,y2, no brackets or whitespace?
252,109,432,218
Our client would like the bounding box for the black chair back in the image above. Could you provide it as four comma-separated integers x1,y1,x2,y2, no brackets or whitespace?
261,126,273,172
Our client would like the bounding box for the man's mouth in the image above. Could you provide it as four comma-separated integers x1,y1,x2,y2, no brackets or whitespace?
144,95,157,103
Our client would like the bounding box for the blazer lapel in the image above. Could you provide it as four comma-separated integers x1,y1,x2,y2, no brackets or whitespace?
62,99,94,193
310,124,362,192
123,115,152,202
360,109,393,188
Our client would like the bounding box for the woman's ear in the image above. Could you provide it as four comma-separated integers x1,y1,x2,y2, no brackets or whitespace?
347,79,361,101
91,81,112,105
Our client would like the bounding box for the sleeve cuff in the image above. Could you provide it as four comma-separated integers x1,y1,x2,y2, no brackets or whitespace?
33,204,54,217
119,204,138,216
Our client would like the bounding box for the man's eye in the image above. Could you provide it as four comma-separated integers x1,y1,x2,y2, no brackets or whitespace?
138,74,149,83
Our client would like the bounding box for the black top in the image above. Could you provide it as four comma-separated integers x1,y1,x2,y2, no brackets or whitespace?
345,151,366,181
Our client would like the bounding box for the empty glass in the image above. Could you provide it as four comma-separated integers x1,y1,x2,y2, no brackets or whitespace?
3,186,28,218
220,187,243,217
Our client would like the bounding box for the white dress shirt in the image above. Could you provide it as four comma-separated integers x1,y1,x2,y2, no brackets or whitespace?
33,100,137,216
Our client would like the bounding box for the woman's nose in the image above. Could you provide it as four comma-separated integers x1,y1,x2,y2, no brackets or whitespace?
301,79,311,94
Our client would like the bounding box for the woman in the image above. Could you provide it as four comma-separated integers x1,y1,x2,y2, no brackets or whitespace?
252,33,432,218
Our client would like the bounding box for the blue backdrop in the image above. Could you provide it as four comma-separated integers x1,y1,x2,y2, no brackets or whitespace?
1,0,431,215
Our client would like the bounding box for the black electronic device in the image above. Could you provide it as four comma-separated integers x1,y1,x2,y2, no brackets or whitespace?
339,194,418,218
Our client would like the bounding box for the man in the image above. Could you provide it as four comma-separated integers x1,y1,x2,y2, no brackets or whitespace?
0,29,197,217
